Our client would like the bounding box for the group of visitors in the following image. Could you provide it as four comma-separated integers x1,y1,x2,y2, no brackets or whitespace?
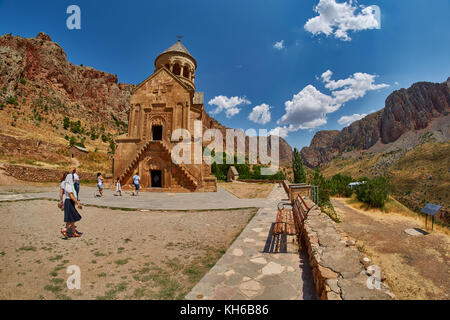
113,171,140,196
57,169,143,239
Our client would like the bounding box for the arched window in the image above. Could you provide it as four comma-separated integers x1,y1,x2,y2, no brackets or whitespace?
183,66,189,78
173,63,181,75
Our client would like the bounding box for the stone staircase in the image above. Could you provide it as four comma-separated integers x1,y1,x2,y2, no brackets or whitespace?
118,139,198,189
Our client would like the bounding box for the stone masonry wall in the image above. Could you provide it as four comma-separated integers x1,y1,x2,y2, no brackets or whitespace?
3,164,97,182
301,200,395,300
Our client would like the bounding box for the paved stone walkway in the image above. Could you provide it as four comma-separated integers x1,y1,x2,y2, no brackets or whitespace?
185,184,316,300
0,186,271,210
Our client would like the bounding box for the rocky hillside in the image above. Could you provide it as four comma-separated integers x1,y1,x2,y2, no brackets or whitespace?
301,78,450,168
0,32,134,127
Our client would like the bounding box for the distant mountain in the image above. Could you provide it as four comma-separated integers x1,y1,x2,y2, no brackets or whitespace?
301,78,450,168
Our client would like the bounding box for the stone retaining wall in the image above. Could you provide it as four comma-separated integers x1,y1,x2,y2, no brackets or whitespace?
2,164,98,182
300,200,395,300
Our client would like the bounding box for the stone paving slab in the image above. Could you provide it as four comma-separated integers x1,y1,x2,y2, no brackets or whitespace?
185,184,316,300
0,186,271,210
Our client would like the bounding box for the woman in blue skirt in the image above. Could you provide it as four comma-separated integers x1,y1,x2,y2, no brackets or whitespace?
61,173,83,239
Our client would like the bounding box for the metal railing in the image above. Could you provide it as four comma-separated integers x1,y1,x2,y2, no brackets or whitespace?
310,185,319,205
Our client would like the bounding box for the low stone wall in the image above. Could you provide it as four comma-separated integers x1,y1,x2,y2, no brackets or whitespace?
300,200,395,300
2,164,98,182
237,179,284,184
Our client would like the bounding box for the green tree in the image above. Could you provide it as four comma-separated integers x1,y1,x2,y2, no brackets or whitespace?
329,174,353,197
63,117,70,130
69,136,76,147
292,148,306,183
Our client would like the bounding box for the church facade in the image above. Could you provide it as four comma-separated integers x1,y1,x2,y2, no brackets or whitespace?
113,40,217,192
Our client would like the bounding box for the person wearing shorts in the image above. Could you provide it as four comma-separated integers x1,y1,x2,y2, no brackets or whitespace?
132,172,140,196
97,172,104,197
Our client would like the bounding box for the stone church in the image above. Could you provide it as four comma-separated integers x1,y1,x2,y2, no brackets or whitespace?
113,40,217,192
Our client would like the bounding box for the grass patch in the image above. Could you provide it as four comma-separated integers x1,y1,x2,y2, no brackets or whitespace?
96,282,128,300
17,246,36,252
114,258,130,266
44,284,63,294
48,255,63,262
50,278,64,285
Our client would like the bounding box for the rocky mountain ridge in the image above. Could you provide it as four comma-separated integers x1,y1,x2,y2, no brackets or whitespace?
301,78,450,168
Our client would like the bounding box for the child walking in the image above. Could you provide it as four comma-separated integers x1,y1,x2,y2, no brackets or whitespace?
96,172,104,197
115,177,122,196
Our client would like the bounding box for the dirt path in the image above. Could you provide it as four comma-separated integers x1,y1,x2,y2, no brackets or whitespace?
332,198,449,300
71,158,80,168
0,200,257,300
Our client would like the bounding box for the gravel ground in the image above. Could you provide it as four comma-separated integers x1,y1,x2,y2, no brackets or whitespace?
333,198,450,300
0,199,257,300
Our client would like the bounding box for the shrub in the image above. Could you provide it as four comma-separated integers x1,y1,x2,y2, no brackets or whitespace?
6,96,18,106
69,136,76,146
355,176,393,208
63,117,70,130
109,141,115,154
70,120,82,134
308,169,330,205
329,174,353,197
19,78,27,85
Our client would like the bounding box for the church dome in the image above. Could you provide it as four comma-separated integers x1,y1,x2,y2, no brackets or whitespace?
154,40,197,90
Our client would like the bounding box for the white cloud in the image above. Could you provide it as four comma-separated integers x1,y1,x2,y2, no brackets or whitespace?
208,95,251,118
273,40,285,50
321,69,389,105
248,104,271,125
338,113,367,126
305,0,380,41
273,70,389,137
278,85,337,130
268,126,290,139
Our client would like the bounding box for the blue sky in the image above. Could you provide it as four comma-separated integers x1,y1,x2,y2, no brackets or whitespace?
1,0,449,149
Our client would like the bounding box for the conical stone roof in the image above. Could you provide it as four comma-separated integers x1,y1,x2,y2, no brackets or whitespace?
162,40,193,57
155,40,197,68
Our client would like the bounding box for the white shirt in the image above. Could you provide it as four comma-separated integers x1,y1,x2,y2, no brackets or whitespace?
73,173,80,183
62,181,75,202
116,181,122,192
60,181,66,202
133,175,140,185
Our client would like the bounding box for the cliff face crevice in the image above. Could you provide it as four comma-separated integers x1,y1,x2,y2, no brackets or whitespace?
301,78,450,168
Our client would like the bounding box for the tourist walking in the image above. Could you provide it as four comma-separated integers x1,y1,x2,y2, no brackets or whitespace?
132,172,140,196
59,172,68,210
73,168,80,200
115,177,122,196
95,172,104,197
60,172,83,239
